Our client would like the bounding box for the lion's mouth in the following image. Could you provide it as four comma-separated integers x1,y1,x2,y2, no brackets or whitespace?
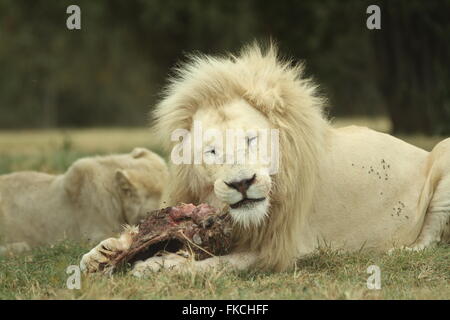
230,197,266,209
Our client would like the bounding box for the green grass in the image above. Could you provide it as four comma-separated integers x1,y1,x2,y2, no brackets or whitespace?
0,242,448,299
0,150,89,176
0,119,448,300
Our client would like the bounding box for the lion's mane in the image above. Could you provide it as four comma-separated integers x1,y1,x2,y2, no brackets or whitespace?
152,43,330,271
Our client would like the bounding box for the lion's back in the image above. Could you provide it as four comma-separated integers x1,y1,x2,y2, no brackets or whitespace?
0,171,61,244
0,171,56,204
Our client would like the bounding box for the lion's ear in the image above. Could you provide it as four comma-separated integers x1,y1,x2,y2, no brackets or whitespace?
115,169,137,197
131,147,150,159
64,159,90,201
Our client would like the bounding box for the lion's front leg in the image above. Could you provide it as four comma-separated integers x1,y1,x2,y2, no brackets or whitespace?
131,251,189,277
80,226,137,273
130,252,257,277
194,252,258,271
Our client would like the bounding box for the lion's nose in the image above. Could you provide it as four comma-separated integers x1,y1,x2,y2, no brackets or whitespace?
225,174,256,196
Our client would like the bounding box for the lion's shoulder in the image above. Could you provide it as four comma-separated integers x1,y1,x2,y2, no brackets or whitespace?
0,171,55,195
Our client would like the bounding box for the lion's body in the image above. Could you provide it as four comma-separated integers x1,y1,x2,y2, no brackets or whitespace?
305,126,431,252
0,148,168,254
0,171,79,247
81,43,450,275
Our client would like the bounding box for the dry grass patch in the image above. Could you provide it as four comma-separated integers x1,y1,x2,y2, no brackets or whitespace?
0,121,448,300
0,242,448,299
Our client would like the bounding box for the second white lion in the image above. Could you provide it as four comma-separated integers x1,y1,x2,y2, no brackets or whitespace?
0,147,168,254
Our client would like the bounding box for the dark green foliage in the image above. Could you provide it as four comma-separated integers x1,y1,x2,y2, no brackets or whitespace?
372,0,450,134
0,1,448,134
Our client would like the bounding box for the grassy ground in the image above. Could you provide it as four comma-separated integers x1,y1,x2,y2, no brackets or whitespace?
0,117,448,300
0,242,448,299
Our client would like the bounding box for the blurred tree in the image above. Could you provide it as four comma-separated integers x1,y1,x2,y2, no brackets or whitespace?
372,0,450,135
253,0,383,117
0,0,448,135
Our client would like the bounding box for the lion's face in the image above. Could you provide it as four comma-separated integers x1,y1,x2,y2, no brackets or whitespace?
115,149,169,225
190,100,275,228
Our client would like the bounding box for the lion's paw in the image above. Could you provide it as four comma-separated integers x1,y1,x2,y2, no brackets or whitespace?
387,246,405,255
80,230,136,274
80,238,119,273
131,253,188,278
388,244,427,255
404,244,427,252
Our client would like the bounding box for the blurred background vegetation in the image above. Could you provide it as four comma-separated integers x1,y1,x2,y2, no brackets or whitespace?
0,0,449,134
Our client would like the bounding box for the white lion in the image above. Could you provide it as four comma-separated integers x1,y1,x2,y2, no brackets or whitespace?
81,43,449,275
0,147,168,255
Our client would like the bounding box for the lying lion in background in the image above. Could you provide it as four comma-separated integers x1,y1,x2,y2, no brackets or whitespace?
0,147,168,254
81,43,450,275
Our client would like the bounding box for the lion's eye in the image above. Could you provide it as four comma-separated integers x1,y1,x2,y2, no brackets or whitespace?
247,136,257,147
206,148,216,155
